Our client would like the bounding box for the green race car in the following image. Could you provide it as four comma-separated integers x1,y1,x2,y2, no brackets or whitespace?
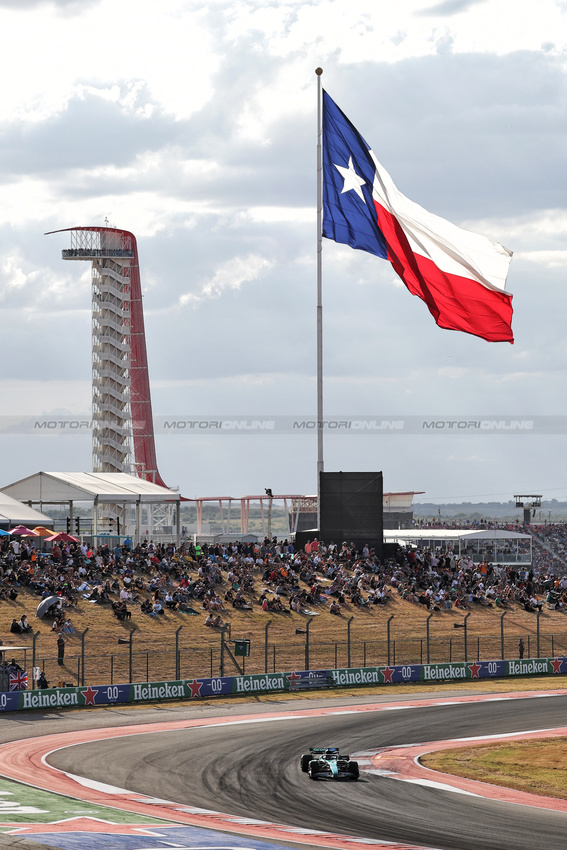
300,747,360,780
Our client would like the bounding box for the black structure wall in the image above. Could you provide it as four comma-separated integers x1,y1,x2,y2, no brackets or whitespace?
383,510,414,529
319,471,383,557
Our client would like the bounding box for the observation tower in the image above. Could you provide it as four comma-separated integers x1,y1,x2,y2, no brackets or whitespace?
47,226,171,534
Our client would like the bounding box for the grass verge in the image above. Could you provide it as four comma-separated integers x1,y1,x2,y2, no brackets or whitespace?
422,738,567,800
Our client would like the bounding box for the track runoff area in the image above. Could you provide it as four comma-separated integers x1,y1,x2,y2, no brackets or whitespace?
1,685,567,850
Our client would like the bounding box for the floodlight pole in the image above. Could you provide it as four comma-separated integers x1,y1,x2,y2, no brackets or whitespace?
316,66,324,532
267,493,273,540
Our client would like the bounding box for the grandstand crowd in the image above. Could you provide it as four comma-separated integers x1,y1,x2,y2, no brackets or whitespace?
1,523,567,627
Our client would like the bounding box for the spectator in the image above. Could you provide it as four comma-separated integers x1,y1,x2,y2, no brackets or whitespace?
205,612,223,627
57,634,65,666
19,614,32,633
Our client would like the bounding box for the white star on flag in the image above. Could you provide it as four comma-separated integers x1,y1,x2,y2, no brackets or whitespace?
334,156,367,203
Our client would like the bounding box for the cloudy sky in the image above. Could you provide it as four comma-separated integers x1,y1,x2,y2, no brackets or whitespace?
1,0,567,505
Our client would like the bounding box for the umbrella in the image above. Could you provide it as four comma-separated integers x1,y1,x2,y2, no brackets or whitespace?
32,526,56,537
45,532,80,543
0,529,10,536
32,526,56,551
10,525,38,536
36,595,61,619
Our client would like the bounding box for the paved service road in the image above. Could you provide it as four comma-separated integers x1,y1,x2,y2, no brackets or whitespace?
47,693,567,850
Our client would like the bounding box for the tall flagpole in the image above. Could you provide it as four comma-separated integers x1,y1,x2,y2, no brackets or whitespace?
316,67,324,535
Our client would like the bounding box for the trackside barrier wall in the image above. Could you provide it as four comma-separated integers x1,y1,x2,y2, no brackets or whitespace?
1,656,566,712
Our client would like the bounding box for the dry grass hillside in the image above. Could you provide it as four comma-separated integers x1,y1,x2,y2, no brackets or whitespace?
3,572,567,688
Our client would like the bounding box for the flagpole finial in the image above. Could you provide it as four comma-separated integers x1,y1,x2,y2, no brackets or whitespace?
315,67,323,76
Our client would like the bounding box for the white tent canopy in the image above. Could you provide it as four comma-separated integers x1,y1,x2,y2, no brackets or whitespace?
384,529,531,543
1,472,180,504
0,492,52,528
1,472,181,543
384,527,532,566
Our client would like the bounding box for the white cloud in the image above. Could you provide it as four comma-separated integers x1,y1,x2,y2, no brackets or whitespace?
517,250,567,267
0,0,219,124
225,0,567,65
179,253,275,307
0,379,90,413
242,206,313,223
0,257,28,293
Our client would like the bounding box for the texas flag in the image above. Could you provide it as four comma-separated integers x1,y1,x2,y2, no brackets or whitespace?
322,91,514,343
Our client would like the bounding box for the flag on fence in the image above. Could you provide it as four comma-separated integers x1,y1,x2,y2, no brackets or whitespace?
9,671,28,691
322,91,514,343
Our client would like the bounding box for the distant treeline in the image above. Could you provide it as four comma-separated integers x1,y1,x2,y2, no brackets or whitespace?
414,500,567,520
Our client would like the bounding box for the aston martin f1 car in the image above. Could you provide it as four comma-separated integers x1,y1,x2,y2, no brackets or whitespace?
300,747,360,780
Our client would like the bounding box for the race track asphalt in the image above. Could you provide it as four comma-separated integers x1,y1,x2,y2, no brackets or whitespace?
42,692,567,850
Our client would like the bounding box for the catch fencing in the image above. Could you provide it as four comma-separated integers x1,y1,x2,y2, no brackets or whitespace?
20,619,567,689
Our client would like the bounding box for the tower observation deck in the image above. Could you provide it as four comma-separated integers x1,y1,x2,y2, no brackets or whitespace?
47,226,167,489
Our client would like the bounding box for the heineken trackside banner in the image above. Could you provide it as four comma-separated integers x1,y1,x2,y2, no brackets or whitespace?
0,672,294,712
330,657,567,686
1,657,567,712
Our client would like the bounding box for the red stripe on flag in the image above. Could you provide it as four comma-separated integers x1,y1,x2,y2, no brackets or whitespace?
374,202,514,343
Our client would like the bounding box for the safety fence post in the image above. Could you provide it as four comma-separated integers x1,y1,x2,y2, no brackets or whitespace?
387,615,394,666
175,626,183,680
32,631,40,687
463,613,470,663
347,616,354,668
426,613,433,664
305,618,314,670
500,611,507,660
80,628,89,686
264,619,272,674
